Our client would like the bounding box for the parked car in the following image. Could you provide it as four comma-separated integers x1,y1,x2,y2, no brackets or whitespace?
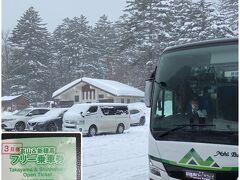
63,103,130,136
2,108,50,131
28,108,68,131
129,108,145,125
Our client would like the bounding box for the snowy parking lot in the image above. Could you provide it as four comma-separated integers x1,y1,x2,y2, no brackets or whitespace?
83,107,150,180
83,125,149,180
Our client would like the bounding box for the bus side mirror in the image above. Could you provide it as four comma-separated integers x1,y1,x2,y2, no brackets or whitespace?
144,78,154,107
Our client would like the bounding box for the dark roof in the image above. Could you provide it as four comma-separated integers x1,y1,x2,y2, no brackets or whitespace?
2,95,31,102
163,38,238,54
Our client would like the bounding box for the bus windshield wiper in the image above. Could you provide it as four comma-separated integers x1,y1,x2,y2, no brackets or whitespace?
158,124,216,138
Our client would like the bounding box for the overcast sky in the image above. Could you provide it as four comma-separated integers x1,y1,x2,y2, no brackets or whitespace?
2,0,127,32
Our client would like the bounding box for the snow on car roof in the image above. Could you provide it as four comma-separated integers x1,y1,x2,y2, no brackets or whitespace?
52,77,144,98
42,108,68,117
29,108,68,123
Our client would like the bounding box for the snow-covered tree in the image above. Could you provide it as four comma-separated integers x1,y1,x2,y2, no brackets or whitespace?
53,15,95,86
92,15,119,79
170,0,194,45
218,0,238,36
2,30,12,95
8,7,52,102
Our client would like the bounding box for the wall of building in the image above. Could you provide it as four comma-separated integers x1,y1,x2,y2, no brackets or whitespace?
2,97,30,111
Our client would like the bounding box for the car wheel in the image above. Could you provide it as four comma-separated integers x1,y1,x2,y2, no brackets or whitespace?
47,123,58,131
15,122,26,131
116,124,124,134
88,125,97,136
140,116,145,126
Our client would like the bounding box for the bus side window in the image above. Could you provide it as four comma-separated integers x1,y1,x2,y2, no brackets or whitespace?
156,90,163,116
218,86,238,121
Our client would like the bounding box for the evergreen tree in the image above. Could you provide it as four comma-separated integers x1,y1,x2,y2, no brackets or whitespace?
218,0,238,36
171,0,194,45
53,15,95,87
92,15,118,79
8,7,52,102
191,0,217,41
2,30,12,95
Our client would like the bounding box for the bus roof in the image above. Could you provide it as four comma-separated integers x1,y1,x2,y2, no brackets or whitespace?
163,38,238,54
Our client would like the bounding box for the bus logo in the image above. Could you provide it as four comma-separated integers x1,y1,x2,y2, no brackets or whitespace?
179,148,220,168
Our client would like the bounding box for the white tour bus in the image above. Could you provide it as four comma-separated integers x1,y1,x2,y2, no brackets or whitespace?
62,103,130,136
145,38,238,180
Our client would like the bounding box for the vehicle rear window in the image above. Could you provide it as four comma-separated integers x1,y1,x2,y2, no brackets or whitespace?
100,106,128,115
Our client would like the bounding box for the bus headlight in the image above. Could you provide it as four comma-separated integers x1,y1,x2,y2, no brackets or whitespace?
149,159,161,177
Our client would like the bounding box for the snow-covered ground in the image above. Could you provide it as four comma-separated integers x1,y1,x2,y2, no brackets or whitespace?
83,106,150,180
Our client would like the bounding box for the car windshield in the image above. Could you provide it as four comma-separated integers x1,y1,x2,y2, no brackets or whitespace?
151,42,238,145
14,109,32,116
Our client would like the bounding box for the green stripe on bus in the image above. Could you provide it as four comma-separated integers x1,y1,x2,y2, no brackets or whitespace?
149,155,238,172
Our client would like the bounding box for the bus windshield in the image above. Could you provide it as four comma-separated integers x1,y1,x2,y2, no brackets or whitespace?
151,42,238,145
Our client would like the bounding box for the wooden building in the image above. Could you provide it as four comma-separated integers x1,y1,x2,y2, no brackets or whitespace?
52,77,144,107
2,95,31,111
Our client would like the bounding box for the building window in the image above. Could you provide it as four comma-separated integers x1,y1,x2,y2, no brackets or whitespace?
121,99,124,103
75,95,79,102
127,99,130,103
99,94,104,98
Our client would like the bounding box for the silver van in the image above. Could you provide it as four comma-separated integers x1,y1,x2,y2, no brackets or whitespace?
62,103,130,136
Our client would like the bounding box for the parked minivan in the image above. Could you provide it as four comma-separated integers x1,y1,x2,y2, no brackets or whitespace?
62,103,130,136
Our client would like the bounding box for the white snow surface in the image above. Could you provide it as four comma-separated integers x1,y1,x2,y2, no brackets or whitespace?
83,107,150,180
52,77,144,98
2,95,21,101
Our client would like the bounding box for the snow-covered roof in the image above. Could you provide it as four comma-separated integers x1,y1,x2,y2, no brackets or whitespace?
2,95,22,101
52,77,144,98
52,79,82,99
